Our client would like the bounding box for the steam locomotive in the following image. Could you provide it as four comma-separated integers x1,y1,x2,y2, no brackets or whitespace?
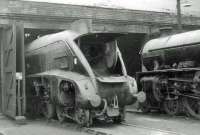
137,30,200,119
25,30,144,126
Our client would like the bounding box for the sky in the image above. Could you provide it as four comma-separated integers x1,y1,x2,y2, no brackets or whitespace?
23,0,200,16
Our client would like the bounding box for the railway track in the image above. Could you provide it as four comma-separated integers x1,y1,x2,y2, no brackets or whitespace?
126,109,199,121
23,113,187,135
47,113,184,135
82,122,183,135
77,110,199,135
0,114,190,135
121,122,181,135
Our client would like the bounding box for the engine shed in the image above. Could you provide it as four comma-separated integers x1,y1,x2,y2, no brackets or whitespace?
0,0,200,119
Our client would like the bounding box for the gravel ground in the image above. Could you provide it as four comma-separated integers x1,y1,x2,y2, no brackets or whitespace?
0,114,88,135
0,111,199,135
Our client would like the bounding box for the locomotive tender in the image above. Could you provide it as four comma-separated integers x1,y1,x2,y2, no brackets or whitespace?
25,30,143,126
137,30,200,119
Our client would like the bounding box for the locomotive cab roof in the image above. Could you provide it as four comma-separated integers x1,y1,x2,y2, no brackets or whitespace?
142,30,200,54
25,30,79,52
75,32,126,43
25,30,126,52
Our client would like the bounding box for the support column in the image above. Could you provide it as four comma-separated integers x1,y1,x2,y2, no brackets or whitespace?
176,0,182,31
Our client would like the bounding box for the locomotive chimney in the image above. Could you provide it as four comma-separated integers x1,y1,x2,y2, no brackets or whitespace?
159,27,173,37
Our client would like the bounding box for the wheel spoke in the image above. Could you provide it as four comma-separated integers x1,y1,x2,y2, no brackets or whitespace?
42,102,55,119
163,99,180,115
75,108,92,127
56,106,65,122
183,97,200,119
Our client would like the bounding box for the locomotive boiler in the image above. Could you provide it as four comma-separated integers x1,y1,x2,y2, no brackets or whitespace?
25,30,144,126
137,30,200,119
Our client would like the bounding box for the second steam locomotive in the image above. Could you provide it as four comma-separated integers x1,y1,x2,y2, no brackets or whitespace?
137,30,200,119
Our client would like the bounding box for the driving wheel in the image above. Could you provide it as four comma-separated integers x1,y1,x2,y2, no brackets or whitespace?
163,99,180,115
139,100,151,113
183,97,200,119
152,78,164,102
56,106,65,122
75,108,92,127
42,102,56,119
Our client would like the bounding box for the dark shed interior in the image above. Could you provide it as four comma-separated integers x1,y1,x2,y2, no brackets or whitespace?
118,33,146,77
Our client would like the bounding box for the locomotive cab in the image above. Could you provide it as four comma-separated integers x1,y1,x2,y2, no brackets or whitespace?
76,33,125,77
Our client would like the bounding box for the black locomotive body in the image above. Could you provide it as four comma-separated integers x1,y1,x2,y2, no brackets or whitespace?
137,30,200,119
25,30,144,126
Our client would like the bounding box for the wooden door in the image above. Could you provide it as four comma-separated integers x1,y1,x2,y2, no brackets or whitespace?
2,24,17,118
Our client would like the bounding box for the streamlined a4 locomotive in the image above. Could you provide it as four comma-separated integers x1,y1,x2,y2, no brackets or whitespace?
137,30,200,119
25,30,143,126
